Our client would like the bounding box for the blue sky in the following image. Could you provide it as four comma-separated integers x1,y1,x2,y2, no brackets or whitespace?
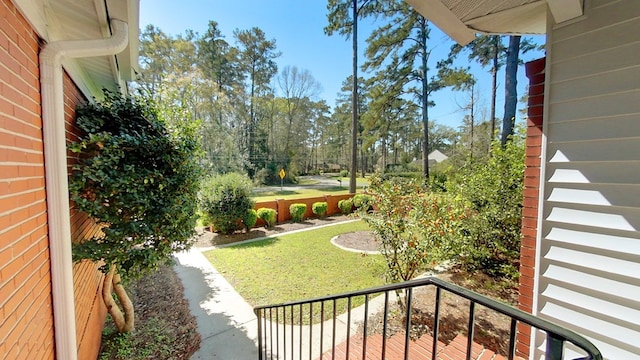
139,0,545,129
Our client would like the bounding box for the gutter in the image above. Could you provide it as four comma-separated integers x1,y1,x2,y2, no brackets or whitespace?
39,19,129,360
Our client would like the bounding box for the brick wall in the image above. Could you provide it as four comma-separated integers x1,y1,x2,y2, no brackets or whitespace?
0,0,54,358
0,0,107,358
516,57,545,358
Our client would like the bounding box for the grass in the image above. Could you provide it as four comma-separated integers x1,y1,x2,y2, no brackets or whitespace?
252,187,351,202
204,221,386,324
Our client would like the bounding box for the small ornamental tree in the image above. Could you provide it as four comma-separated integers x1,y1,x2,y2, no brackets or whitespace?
361,176,467,286
312,202,328,218
69,90,202,333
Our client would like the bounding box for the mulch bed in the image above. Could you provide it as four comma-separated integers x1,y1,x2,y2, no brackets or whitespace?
192,214,355,247
332,230,381,252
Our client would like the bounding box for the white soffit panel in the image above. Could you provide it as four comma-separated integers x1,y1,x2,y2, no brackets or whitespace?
547,0,584,23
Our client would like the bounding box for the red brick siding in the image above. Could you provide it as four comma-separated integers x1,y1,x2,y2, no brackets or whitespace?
0,0,54,358
1,0,107,358
63,74,107,360
516,57,545,358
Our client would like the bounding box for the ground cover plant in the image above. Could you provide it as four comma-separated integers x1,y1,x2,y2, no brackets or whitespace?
204,221,386,324
99,266,200,360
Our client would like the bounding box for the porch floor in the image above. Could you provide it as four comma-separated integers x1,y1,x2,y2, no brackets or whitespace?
320,333,524,360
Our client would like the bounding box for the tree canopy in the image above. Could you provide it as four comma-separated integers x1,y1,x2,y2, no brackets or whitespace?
135,8,541,181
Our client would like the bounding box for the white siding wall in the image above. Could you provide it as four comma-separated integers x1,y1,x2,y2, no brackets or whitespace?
537,0,640,358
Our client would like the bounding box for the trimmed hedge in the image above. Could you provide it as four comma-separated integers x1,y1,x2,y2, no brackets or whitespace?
257,208,276,227
289,203,306,223
338,199,353,214
312,202,328,218
353,193,373,212
242,209,258,231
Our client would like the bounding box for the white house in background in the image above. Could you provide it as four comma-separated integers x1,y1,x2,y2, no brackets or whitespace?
404,0,640,359
411,149,450,168
428,149,448,163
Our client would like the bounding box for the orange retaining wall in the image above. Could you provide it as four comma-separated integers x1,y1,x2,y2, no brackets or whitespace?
254,193,354,225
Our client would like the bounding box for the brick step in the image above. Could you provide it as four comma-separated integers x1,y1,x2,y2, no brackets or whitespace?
319,332,522,360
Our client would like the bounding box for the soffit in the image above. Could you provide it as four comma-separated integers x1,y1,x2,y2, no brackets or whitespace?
405,0,583,44
13,0,139,98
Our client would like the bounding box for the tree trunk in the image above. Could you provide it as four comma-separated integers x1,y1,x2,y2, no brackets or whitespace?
420,17,430,180
501,35,521,146
102,265,134,333
490,35,499,146
350,0,358,193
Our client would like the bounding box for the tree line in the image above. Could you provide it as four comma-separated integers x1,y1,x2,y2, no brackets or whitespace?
136,1,540,183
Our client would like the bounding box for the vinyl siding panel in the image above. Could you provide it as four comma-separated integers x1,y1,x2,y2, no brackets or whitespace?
537,0,640,359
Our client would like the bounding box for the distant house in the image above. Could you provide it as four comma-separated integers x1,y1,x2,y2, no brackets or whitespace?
0,1,139,359
407,0,640,358
411,149,450,168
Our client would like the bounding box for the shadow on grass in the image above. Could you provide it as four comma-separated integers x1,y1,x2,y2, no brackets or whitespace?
232,237,281,249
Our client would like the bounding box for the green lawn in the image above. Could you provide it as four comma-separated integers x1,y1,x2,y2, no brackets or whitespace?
252,187,350,202
203,221,386,323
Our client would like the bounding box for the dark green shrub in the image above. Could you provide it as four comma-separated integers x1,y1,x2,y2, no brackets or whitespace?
242,209,258,231
338,199,353,214
68,90,202,332
340,169,349,178
257,208,277,227
446,136,525,278
289,203,306,222
69,90,201,279
312,202,328,218
200,173,255,234
353,193,373,212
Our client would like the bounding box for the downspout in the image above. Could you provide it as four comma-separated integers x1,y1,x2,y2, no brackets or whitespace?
39,19,129,360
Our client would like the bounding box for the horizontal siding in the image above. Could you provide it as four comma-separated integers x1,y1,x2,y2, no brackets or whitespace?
538,0,640,359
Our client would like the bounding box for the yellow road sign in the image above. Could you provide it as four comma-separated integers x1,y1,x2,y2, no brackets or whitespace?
279,169,286,179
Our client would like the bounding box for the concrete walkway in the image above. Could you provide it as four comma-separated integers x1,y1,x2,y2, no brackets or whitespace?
174,248,259,359
173,220,385,360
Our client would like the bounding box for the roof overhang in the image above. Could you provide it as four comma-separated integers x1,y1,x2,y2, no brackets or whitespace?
404,0,584,45
13,0,140,97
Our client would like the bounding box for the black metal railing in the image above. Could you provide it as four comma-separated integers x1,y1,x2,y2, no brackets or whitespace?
254,277,603,360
